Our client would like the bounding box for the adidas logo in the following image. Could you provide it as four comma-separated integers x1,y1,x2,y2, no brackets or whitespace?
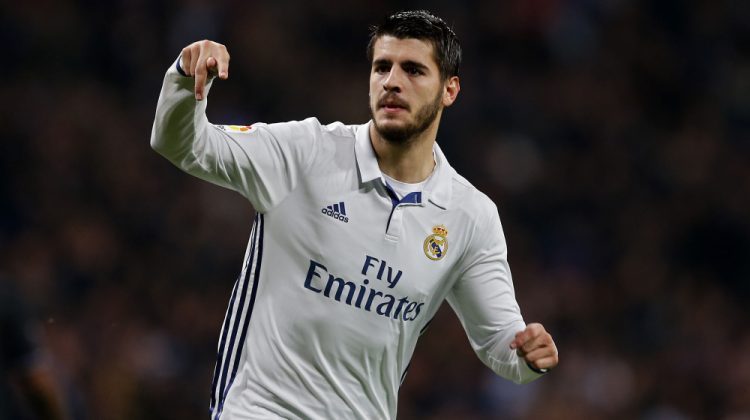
321,201,349,223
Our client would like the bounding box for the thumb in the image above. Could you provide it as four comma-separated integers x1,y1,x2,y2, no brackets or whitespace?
510,328,529,350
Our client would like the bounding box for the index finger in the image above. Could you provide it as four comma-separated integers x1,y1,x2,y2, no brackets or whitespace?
510,330,529,350
510,323,543,349
194,54,209,101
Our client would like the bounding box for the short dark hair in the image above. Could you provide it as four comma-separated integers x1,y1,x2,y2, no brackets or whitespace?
367,10,462,80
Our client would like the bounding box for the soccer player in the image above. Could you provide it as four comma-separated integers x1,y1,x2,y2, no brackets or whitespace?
151,10,558,419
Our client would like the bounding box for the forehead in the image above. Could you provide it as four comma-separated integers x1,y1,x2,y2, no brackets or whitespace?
371,35,438,69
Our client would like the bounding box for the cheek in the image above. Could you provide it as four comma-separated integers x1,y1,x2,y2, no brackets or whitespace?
368,82,379,104
369,78,380,95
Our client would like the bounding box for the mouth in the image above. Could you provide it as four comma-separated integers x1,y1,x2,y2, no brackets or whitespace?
382,105,405,114
378,96,409,113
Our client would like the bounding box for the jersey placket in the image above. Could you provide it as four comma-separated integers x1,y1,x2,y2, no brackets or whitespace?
383,181,423,241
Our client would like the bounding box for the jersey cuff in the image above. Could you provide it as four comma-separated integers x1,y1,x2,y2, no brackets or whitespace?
175,55,188,77
526,362,549,375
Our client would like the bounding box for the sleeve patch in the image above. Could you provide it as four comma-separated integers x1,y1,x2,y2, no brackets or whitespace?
217,124,255,133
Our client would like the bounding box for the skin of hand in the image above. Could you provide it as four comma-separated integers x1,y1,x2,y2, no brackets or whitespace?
509,323,559,371
179,40,231,101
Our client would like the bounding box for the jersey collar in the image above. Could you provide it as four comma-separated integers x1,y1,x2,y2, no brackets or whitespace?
355,122,453,210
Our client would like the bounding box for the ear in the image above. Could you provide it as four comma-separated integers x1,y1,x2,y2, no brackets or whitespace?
442,76,460,107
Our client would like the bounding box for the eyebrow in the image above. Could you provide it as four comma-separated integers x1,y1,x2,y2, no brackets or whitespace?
372,59,392,68
372,58,430,73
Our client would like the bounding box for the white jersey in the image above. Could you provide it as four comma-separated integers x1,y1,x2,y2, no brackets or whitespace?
151,59,544,420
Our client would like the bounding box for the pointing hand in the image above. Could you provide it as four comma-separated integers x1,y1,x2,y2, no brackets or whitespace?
180,40,230,101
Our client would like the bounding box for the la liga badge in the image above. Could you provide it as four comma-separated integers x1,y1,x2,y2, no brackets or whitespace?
217,124,255,133
424,225,448,260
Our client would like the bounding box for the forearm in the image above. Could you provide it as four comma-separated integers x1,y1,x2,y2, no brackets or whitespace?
148,53,316,212
150,57,213,166
450,203,549,385
149,57,252,194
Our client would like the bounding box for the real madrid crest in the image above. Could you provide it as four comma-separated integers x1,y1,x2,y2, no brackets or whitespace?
424,225,448,261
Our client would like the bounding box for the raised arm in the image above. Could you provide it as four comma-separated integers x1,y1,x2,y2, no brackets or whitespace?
150,40,245,195
150,41,321,213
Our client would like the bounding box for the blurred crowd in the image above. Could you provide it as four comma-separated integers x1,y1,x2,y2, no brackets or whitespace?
1,0,748,418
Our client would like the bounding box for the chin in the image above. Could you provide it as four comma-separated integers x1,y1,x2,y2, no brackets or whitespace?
376,112,411,126
373,121,413,144
376,118,406,130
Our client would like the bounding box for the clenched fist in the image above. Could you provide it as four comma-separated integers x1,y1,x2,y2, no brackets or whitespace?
510,323,559,372
180,40,231,101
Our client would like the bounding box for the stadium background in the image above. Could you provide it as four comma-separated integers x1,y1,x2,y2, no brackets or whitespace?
1,0,749,418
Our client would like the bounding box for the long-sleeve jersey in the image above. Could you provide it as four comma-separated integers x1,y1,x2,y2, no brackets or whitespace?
151,58,543,420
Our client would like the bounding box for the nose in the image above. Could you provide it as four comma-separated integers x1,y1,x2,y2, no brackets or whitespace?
383,67,403,93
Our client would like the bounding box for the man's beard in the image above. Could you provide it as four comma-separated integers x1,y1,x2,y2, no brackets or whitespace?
371,91,443,144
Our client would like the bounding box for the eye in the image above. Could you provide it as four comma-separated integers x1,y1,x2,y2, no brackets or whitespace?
374,64,390,74
404,66,424,76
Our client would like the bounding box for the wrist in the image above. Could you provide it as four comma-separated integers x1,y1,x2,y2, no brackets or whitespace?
175,55,188,77
526,362,549,375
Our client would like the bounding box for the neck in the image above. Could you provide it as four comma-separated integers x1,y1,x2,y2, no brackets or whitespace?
369,122,438,183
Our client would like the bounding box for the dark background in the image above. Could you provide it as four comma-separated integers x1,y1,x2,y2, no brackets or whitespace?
1,0,749,418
